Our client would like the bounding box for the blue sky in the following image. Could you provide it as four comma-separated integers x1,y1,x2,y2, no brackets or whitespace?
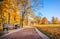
31,0,60,21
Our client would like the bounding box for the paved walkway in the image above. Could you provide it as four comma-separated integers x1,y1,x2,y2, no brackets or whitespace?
0,27,49,39
0,28,42,39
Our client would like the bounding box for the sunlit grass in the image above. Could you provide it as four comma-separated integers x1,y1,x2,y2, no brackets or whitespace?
34,24,60,27
36,27,58,39
36,26,60,39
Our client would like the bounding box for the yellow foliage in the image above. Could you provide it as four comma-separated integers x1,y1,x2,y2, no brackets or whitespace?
0,10,1,13
42,17,48,24
14,13,20,24
9,13,15,24
52,17,59,24
3,13,8,23
13,6,20,13
0,19,2,23
0,0,29,25
0,26,3,31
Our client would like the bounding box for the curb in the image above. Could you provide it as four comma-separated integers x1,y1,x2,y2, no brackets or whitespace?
35,28,49,39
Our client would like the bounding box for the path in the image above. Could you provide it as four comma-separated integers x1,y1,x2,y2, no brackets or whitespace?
0,27,49,39
0,28,42,39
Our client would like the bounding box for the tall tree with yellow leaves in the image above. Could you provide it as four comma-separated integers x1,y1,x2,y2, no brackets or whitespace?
0,0,21,26
42,17,48,24
55,17,59,24
0,0,4,25
52,17,59,24
39,16,42,24
52,16,55,24
0,0,43,28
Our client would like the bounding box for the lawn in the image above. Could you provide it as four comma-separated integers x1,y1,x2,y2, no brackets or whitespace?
36,26,60,39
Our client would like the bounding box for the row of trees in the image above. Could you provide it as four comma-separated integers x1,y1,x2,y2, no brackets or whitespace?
52,17,59,24
0,0,42,27
0,0,59,27
0,0,22,26
35,16,60,24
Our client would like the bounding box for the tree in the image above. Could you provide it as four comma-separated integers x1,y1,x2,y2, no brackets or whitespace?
0,1,4,26
55,18,59,24
52,17,55,24
39,16,42,24
42,17,48,24
35,16,42,25
0,0,43,28
52,17,59,24
20,0,43,27
59,21,60,24
35,16,39,24
0,0,21,26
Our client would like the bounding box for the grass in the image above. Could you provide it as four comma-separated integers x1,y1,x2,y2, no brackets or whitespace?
34,24,60,27
36,27,58,39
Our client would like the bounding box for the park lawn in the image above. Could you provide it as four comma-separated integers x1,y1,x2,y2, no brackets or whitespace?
34,24,60,27
36,26,60,39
